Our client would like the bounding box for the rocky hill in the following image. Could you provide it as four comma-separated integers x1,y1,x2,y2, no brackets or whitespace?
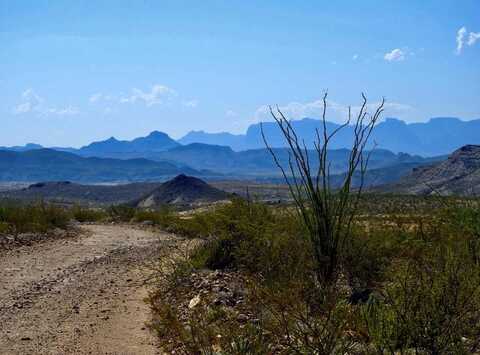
384,145,480,196
0,181,163,205
135,174,230,207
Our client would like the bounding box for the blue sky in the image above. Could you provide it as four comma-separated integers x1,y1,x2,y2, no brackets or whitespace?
1,0,479,147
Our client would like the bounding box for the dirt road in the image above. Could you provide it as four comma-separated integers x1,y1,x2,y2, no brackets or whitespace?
0,224,178,355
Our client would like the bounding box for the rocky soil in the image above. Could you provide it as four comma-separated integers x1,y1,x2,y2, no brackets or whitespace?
0,224,181,354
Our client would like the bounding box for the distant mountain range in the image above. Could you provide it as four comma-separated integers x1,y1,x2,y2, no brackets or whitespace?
0,144,442,185
180,117,480,156
1,116,478,185
4,117,478,158
0,143,43,152
61,130,180,157
150,144,442,177
0,149,203,183
179,131,247,150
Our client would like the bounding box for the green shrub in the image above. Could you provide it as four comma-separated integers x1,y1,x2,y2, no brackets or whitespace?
71,205,107,222
0,201,70,233
107,204,136,222
184,199,311,283
362,242,480,354
134,207,178,227
0,222,9,234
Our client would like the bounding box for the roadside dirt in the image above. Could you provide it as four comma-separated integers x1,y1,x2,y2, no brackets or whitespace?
0,224,179,354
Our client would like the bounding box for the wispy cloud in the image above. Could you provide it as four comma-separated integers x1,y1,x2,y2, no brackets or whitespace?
13,89,43,114
456,26,467,54
468,32,480,46
90,84,177,107
45,106,79,115
119,85,176,106
183,99,199,108
226,110,238,117
253,97,412,124
13,89,79,116
89,93,103,103
456,26,479,54
384,48,405,62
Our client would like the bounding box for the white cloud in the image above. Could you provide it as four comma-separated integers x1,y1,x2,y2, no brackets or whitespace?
253,98,412,124
13,89,44,114
384,48,405,62
46,106,80,116
89,93,103,103
456,26,467,54
183,99,199,108
467,31,480,46
226,110,238,117
119,84,176,107
89,84,181,109
13,101,33,114
456,27,479,54
89,93,115,104
12,88,79,116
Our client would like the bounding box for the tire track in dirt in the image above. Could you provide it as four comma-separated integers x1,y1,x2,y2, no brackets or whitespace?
0,224,179,354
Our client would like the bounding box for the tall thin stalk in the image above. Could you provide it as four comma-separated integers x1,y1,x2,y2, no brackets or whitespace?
262,92,385,282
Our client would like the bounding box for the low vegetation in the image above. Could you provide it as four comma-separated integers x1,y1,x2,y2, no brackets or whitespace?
146,96,480,354
145,196,480,354
0,201,70,234
1,194,479,353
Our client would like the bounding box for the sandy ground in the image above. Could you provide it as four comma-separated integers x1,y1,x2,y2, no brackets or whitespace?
0,224,179,355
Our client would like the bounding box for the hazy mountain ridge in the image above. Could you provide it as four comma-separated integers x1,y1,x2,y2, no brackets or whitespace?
151,144,441,177
0,149,203,183
3,117,478,158
78,130,180,156
0,143,43,152
180,117,480,156
179,131,247,151
1,117,473,184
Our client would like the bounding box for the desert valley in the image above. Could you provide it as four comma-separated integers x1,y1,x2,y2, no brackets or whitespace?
2,1,480,354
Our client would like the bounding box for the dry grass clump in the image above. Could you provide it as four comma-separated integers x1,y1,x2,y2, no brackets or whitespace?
0,201,70,234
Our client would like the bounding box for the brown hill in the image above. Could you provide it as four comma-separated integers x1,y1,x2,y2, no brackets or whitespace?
385,145,480,196
135,174,230,207
0,181,162,206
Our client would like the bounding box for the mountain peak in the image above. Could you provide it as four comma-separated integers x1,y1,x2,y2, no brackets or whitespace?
25,143,43,148
147,130,169,138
